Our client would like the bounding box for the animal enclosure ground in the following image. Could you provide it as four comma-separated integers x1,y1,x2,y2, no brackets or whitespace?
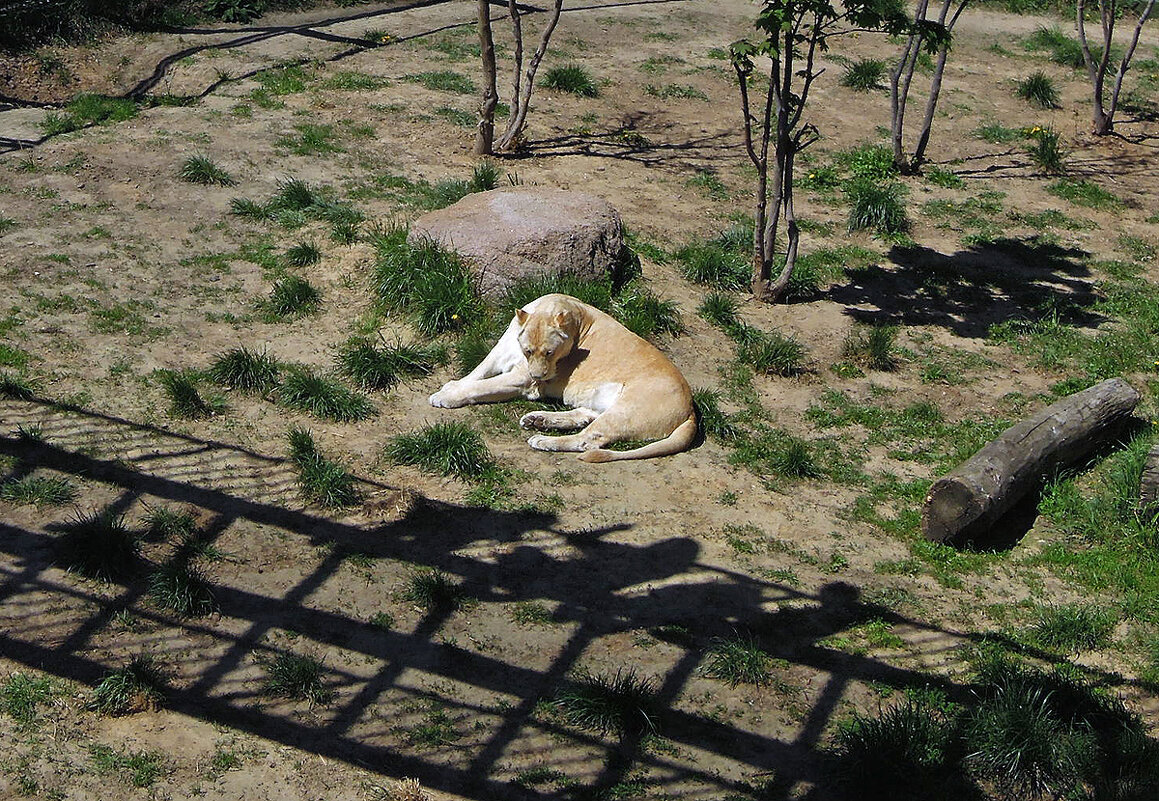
1,1,1159,799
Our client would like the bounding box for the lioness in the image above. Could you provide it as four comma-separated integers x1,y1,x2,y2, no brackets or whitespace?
428,293,697,462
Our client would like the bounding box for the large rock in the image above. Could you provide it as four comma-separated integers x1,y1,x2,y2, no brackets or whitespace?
407,187,628,297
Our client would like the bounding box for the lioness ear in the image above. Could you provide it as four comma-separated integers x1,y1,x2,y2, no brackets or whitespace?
552,311,571,329
515,309,528,325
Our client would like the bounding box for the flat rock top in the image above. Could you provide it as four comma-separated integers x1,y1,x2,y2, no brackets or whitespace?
412,186,620,237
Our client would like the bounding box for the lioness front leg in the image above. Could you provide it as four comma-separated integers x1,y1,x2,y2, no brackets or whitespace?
520,408,599,431
527,430,610,453
430,370,532,408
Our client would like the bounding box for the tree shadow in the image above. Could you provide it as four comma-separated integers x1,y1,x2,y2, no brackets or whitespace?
828,236,1102,339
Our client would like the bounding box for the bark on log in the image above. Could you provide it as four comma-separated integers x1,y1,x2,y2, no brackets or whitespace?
922,377,1140,544
1138,444,1159,517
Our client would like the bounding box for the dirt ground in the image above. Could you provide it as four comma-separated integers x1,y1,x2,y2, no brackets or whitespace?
1,1,1158,799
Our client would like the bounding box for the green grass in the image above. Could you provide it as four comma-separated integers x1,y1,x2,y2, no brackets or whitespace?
179,155,236,186
542,64,599,97
208,347,281,393
321,70,389,91
1017,70,1060,109
673,224,750,290
1023,26,1087,70
260,652,333,705
368,226,481,336
734,326,807,376
157,370,224,418
277,123,344,156
285,240,321,267
510,601,556,625
287,427,362,508
841,58,888,91
612,283,682,339
89,744,166,787
147,560,217,617
1046,178,1123,210
692,388,741,443
386,421,495,479
253,63,310,95
54,508,140,581
143,506,197,540
702,636,775,686
403,70,476,94
1024,603,1116,654
698,291,740,331
1027,126,1066,174
846,178,908,234
0,371,37,400
974,122,1027,144
2,673,59,728
336,337,447,390
38,93,139,136
90,655,166,716
260,275,321,320
644,83,708,100
0,474,77,506
554,668,659,735
276,367,375,422
400,568,468,613
832,701,958,800
686,169,729,200
842,324,900,371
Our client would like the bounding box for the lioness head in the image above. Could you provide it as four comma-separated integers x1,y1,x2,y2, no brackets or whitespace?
515,306,576,382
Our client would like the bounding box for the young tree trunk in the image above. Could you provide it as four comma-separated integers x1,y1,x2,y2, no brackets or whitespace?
474,0,499,156
890,0,967,172
1078,0,1157,135
495,0,564,153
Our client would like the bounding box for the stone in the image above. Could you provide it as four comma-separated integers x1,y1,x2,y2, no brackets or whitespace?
407,187,628,296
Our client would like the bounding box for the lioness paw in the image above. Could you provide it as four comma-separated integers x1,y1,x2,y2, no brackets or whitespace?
527,435,554,451
519,411,547,430
429,383,464,408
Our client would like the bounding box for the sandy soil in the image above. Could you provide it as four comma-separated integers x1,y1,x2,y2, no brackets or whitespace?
1,1,1158,799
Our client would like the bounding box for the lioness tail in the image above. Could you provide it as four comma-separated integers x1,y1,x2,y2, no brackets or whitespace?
577,415,697,463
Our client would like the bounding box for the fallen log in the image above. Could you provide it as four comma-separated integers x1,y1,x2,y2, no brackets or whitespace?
922,377,1140,544
1138,444,1159,518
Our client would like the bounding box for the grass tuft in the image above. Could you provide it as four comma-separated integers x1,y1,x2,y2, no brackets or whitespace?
1017,71,1060,109
261,275,321,321
157,370,224,418
285,240,322,268
90,655,166,715
846,178,908,234
276,367,375,422
554,668,659,735
833,701,958,799
0,474,77,507
387,421,494,479
369,226,481,336
336,337,447,391
735,326,806,376
401,568,467,613
841,58,887,91
179,155,236,186
842,324,900,371
147,560,217,617
55,508,139,581
1025,603,1116,654
2,673,58,728
208,347,281,393
287,427,362,508
541,64,599,97
703,636,774,686
260,652,334,705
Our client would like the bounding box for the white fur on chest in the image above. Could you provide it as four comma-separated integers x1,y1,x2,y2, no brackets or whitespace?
561,381,622,412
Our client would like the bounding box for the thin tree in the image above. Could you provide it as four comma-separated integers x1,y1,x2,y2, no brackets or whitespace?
731,0,939,301
889,0,969,173
475,0,566,155
1076,0,1157,135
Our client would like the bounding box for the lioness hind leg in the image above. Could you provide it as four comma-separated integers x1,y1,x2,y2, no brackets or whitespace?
520,408,599,431
527,425,611,453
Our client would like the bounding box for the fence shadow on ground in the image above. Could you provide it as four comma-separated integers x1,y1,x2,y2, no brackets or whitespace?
0,395,1142,799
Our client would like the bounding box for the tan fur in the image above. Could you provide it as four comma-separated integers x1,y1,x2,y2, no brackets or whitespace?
428,294,697,461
